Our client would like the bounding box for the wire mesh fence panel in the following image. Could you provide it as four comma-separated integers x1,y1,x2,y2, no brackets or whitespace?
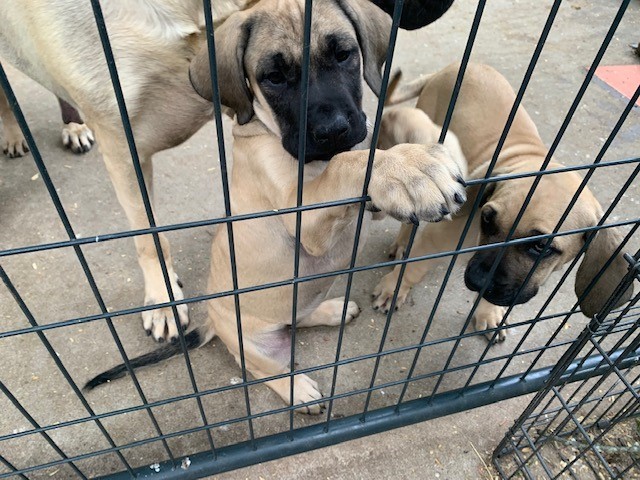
0,0,639,478
493,252,640,479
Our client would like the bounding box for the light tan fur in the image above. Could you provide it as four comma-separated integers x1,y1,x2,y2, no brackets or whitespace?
205,115,464,412
0,0,257,341
372,62,633,342
186,0,464,412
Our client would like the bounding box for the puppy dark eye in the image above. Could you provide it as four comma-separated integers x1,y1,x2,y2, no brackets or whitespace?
528,240,554,258
265,71,286,86
335,50,351,63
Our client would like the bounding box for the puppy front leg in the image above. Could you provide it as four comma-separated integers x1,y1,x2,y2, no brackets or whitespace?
0,87,29,158
281,144,467,257
372,216,467,313
473,297,508,343
99,138,188,342
372,225,442,313
389,224,414,259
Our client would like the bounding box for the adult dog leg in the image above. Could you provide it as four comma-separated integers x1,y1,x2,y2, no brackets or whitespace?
99,135,188,342
0,87,28,158
58,98,95,154
213,313,325,414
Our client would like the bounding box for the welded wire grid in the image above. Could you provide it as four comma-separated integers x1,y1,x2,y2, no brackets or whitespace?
0,0,639,478
493,256,640,479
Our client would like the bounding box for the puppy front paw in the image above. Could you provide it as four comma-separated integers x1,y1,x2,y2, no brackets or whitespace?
473,303,508,344
369,143,466,224
372,271,410,313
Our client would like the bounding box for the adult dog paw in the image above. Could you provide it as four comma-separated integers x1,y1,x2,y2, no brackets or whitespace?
62,122,95,153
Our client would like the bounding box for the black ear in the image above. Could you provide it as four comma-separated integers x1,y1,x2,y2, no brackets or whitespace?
337,0,393,96
189,13,254,124
368,0,455,30
575,226,634,318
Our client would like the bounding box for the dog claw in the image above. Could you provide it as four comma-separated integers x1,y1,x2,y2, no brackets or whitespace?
454,192,465,204
456,176,467,187
409,213,419,226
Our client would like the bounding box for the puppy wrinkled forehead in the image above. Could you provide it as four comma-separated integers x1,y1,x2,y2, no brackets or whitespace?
243,0,357,65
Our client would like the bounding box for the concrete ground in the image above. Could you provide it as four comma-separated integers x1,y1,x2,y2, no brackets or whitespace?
1,0,639,478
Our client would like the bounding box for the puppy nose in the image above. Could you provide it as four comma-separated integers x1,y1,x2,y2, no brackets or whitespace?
312,114,349,144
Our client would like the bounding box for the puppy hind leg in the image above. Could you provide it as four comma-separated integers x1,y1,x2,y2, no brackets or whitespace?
0,87,29,158
214,316,324,414
98,133,188,342
58,98,95,154
297,297,360,328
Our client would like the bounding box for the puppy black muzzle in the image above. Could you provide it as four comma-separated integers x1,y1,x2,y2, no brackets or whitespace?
465,252,538,306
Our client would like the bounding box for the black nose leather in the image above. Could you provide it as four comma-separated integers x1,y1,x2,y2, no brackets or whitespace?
312,114,349,144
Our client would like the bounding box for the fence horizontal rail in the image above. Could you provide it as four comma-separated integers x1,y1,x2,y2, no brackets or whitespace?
2,156,638,260
3,311,638,449
2,218,638,340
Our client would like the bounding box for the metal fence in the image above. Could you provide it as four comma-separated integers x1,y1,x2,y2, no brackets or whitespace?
493,251,640,479
0,0,639,478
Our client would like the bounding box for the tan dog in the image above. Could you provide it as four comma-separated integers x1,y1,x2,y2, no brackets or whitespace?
0,83,95,156
84,0,466,413
0,0,263,343
372,62,633,342
0,0,453,343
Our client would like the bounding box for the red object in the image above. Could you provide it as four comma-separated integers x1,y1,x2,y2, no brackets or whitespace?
594,65,640,106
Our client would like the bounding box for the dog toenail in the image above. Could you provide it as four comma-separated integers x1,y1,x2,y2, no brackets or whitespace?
455,192,465,204
456,176,467,187
409,213,419,226
145,329,152,336
157,337,165,343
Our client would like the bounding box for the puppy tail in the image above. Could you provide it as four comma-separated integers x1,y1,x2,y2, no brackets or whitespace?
83,328,211,391
384,71,434,106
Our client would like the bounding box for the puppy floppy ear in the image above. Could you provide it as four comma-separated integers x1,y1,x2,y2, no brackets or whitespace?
189,13,254,124
336,0,392,96
575,221,633,318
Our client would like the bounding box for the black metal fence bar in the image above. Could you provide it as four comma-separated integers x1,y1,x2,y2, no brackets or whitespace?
2,0,639,477
1,219,637,344
412,0,565,406
201,0,256,450
88,0,217,456
5,308,640,452
465,85,640,389
369,0,488,416
289,0,314,433
324,0,408,425
1,156,637,261
427,0,631,403
3,343,637,480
